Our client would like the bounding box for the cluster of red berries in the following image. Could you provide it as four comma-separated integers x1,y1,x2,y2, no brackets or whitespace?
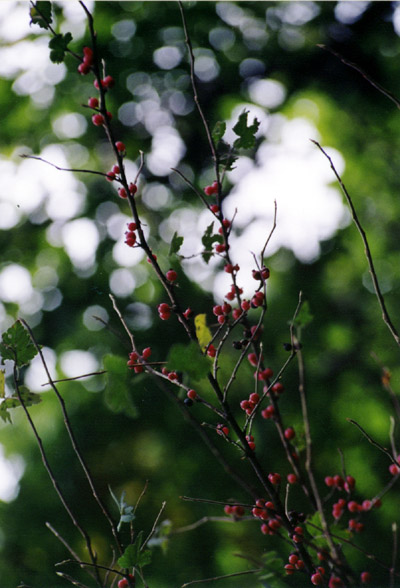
213,302,232,325
127,347,151,373
78,46,93,75
252,266,270,281
158,302,171,321
239,392,259,416
245,434,255,450
94,75,115,90
207,343,216,358
216,423,229,436
224,262,240,274
324,474,355,492
203,181,219,196
124,222,137,248
119,183,137,198
224,503,244,517
161,366,179,381
284,552,305,574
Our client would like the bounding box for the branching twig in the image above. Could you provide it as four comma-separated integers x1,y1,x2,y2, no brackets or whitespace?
312,140,400,350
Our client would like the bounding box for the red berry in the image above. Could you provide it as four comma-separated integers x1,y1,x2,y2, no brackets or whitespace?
207,344,216,358
166,269,178,282
389,463,400,475
158,303,170,314
103,75,115,88
288,554,298,565
215,243,226,253
287,473,298,484
159,312,171,321
183,308,192,319
112,165,120,174
361,571,372,584
284,427,295,440
168,371,178,381
217,424,229,436
311,573,323,585
204,185,213,196
83,46,93,61
241,300,251,311
78,62,91,75
217,315,226,325
333,475,344,488
271,381,283,394
284,564,295,575
232,308,242,320
249,393,260,404
328,576,343,588
225,291,235,301
118,188,127,198
261,405,275,419
118,574,135,588
92,113,105,126
88,97,99,108
224,263,234,274
224,504,234,515
210,204,219,213
129,183,137,194
213,305,223,316
233,505,245,516
116,141,126,153
268,473,281,485
261,266,270,280
222,303,231,314
134,365,143,374
325,476,335,487
259,368,273,381
106,172,116,182
247,352,258,367
142,347,151,360
187,389,197,401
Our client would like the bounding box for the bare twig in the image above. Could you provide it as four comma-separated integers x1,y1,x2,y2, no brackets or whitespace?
141,501,167,551
317,45,400,110
181,568,262,587
312,140,400,350
391,522,398,588
347,418,400,467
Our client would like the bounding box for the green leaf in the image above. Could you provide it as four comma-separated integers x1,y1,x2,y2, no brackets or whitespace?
0,387,41,425
0,321,38,367
109,487,135,531
233,110,260,149
212,121,226,144
118,531,151,568
167,342,210,380
30,1,52,28
293,300,313,329
169,232,184,257
49,33,73,64
256,550,286,587
103,355,138,419
201,222,222,264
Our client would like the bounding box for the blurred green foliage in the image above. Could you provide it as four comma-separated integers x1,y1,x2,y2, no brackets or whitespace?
0,1,400,586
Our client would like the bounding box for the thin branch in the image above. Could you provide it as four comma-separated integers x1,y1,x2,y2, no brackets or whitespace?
42,371,106,386
181,568,261,587
260,200,277,260
20,154,112,179
317,45,400,110
12,363,102,586
391,522,398,588
46,523,82,566
312,140,400,349
347,418,400,467
20,319,123,557
141,501,167,551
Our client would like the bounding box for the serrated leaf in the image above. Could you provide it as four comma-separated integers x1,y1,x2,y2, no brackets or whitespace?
212,121,226,144
201,222,223,264
0,321,38,367
0,401,12,424
233,110,260,150
118,531,150,568
167,341,210,380
49,32,73,64
169,232,184,257
30,1,52,28
103,354,138,419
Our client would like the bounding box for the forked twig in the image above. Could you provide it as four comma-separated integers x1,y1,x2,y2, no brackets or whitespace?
312,140,400,350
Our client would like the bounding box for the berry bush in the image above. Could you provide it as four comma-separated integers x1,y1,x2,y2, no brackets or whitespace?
1,2,400,587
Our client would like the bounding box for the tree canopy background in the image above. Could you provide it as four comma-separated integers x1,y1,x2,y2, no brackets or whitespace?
1,1,400,586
